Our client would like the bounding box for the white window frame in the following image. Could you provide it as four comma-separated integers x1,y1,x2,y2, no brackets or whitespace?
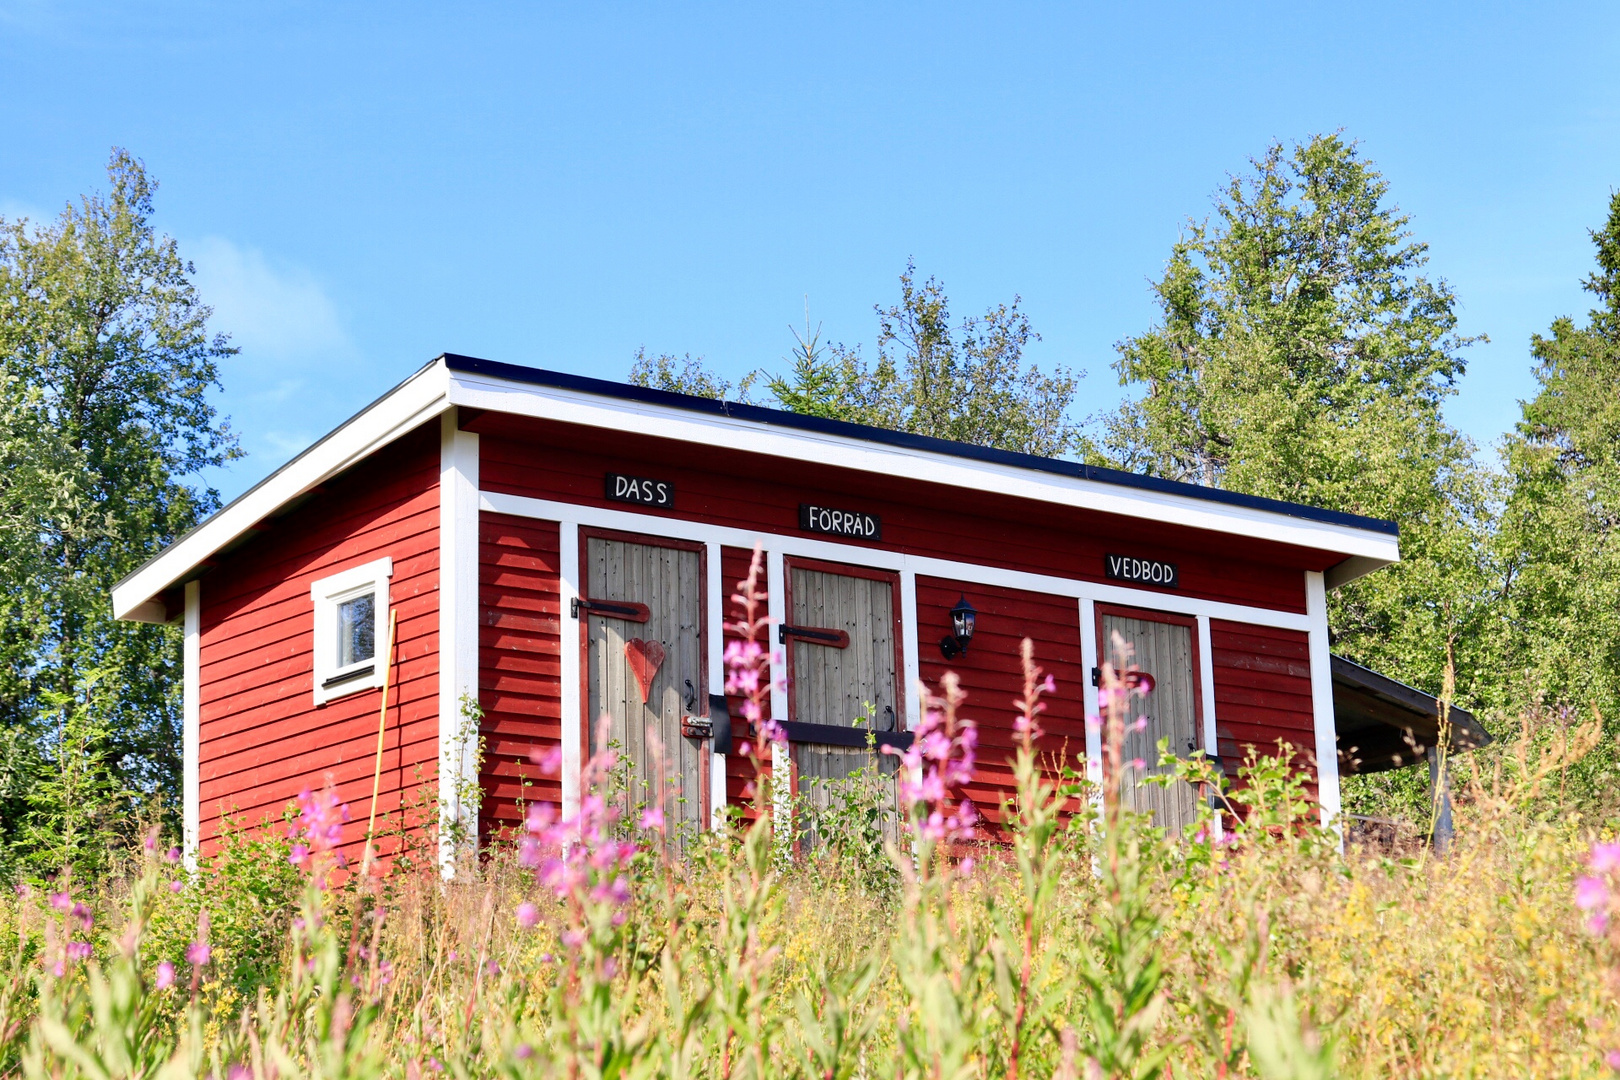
310,557,393,705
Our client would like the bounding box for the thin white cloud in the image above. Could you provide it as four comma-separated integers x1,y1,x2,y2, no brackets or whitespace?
188,236,354,366
0,197,54,226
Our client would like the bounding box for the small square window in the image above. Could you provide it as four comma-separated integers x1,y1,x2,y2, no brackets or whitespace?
309,558,392,705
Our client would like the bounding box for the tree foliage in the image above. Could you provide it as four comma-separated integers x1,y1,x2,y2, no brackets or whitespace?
0,149,237,875
1482,191,1620,808
633,263,1085,458
627,346,756,402
1098,135,1510,816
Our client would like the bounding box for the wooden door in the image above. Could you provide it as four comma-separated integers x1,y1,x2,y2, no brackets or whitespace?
1100,610,1200,832
786,563,903,847
585,535,706,839
788,565,898,730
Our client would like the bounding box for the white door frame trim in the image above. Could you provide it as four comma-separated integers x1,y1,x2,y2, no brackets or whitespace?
478,491,1338,829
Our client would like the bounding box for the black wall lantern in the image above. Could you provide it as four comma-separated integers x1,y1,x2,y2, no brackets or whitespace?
939,594,978,660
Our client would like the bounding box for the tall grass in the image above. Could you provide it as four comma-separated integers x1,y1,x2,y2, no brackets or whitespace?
2,563,1616,1078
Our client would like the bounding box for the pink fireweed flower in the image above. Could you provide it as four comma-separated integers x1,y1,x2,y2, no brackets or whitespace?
639,805,665,832
515,902,540,929
1592,841,1620,875
529,744,563,774
65,941,92,961
519,723,639,946
286,781,351,887
166,845,182,864
69,902,92,930
155,961,176,990
49,891,70,913
884,679,980,846
1578,874,1612,933
168,880,184,894
187,941,211,966
1576,875,1609,912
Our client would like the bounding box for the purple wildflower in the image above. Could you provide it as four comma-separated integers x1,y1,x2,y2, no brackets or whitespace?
187,942,211,967
155,961,176,989
515,902,540,929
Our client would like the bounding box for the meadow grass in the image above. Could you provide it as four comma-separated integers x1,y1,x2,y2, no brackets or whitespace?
2,629,1616,1079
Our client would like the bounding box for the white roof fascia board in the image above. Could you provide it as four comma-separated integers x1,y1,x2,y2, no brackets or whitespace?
446,370,1402,566
111,362,453,621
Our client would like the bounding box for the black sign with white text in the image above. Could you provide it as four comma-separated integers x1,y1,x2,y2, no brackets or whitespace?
799,504,882,540
605,473,674,509
1105,553,1179,589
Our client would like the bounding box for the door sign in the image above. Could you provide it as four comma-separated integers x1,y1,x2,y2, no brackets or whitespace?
799,504,882,540
1105,554,1179,589
606,472,674,509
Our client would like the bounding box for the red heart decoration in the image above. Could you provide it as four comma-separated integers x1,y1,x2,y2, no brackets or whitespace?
624,638,666,704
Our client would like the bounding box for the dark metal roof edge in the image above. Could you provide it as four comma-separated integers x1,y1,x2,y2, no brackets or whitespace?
1330,654,1490,745
441,353,1400,538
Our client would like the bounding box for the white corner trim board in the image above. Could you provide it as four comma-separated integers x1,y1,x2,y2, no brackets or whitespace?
479,491,1318,634
1304,571,1343,833
447,368,1401,566
438,413,481,875
183,580,201,870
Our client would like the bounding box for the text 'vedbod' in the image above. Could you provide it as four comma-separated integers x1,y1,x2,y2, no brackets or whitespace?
605,473,674,509
799,504,882,540
1104,553,1179,588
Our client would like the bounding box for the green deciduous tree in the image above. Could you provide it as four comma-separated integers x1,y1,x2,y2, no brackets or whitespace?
0,149,238,874
1488,191,1620,809
772,264,1084,456
1100,134,1502,810
633,264,1085,457
628,346,756,401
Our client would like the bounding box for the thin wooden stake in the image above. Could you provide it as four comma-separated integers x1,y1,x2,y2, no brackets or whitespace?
364,609,399,870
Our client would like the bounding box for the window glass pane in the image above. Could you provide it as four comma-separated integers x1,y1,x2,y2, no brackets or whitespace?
337,592,376,667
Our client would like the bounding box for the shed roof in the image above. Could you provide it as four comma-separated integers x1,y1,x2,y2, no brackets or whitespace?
1333,655,1491,774
112,355,1404,622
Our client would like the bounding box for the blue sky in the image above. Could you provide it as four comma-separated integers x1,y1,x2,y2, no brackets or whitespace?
4,2,1618,502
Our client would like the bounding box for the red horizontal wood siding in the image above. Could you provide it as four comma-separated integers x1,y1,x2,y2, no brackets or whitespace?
916,578,1089,830
478,514,564,840
1209,619,1317,781
469,415,1322,614
196,423,441,865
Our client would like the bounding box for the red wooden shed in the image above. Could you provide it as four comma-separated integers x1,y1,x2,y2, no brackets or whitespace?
111,354,1430,867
